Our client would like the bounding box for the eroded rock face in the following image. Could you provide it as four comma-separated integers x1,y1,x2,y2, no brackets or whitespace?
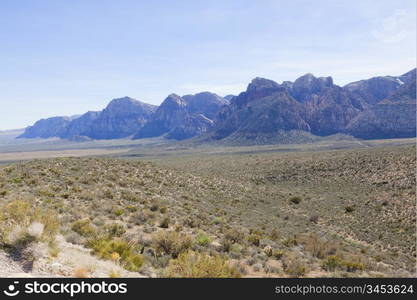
344,76,403,106
19,97,157,140
209,79,309,141
86,97,157,139
291,73,334,103
19,69,416,143
182,92,228,120
345,72,416,139
18,116,72,139
133,94,214,140
62,111,100,138
304,85,365,136
202,69,416,143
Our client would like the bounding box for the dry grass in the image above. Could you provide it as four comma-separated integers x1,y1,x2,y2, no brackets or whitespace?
0,143,415,277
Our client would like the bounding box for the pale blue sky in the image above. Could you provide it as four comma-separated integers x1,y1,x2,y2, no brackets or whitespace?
0,0,415,130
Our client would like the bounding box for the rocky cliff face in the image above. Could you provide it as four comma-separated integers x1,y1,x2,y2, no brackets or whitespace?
18,69,416,143
208,78,309,141
344,75,404,106
133,94,214,140
290,73,334,103
18,97,157,140
18,116,72,139
61,111,100,139
345,71,416,139
182,92,228,119
302,82,365,135
203,69,415,143
86,97,156,139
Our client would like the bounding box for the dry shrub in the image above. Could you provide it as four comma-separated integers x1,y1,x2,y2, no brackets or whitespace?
165,251,241,278
282,253,308,277
0,199,59,247
88,237,144,272
73,266,90,278
224,227,245,243
71,219,96,237
300,233,336,259
154,231,193,258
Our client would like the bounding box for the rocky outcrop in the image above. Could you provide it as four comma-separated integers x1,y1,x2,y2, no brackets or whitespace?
290,73,334,103
345,71,416,139
18,69,416,143
133,94,214,140
201,69,415,143
19,97,157,140
18,116,72,139
85,97,156,139
62,111,100,138
207,78,310,142
342,70,415,106
182,92,228,119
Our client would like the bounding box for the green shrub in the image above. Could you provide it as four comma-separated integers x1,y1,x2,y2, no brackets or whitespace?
126,205,137,212
165,251,241,278
113,208,124,217
344,261,365,272
150,203,159,212
159,217,170,228
282,236,298,247
289,196,302,205
322,255,344,271
212,216,225,225
104,223,126,237
160,206,168,214
224,228,244,243
247,234,261,246
273,250,285,260
196,232,212,247
345,206,355,213
71,219,96,237
322,255,365,273
88,237,144,271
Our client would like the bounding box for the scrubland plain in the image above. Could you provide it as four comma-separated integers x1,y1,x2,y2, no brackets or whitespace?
0,138,415,277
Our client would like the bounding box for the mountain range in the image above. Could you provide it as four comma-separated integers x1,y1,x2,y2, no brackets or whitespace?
18,68,416,144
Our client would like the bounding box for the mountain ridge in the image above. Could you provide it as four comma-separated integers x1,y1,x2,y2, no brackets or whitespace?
18,68,416,143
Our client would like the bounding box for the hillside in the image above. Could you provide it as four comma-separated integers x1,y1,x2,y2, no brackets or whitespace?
0,144,415,277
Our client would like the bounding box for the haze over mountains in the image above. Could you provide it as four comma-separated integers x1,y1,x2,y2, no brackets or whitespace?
18,69,416,144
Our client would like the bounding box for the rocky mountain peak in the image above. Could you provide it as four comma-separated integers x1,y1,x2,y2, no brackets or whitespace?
160,94,187,109
291,73,334,103
247,77,281,92
182,92,228,120
105,96,155,113
223,95,235,102
399,68,416,85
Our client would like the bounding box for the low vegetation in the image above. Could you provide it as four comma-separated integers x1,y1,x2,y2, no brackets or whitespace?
0,143,415,277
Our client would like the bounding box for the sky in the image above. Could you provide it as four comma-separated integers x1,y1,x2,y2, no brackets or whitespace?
0,0,416,130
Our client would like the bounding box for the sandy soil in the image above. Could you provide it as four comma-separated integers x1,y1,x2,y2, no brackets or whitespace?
0,148,130,163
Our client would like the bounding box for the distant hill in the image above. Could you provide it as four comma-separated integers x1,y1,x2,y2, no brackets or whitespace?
18,97,157,140
18,116,73,139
